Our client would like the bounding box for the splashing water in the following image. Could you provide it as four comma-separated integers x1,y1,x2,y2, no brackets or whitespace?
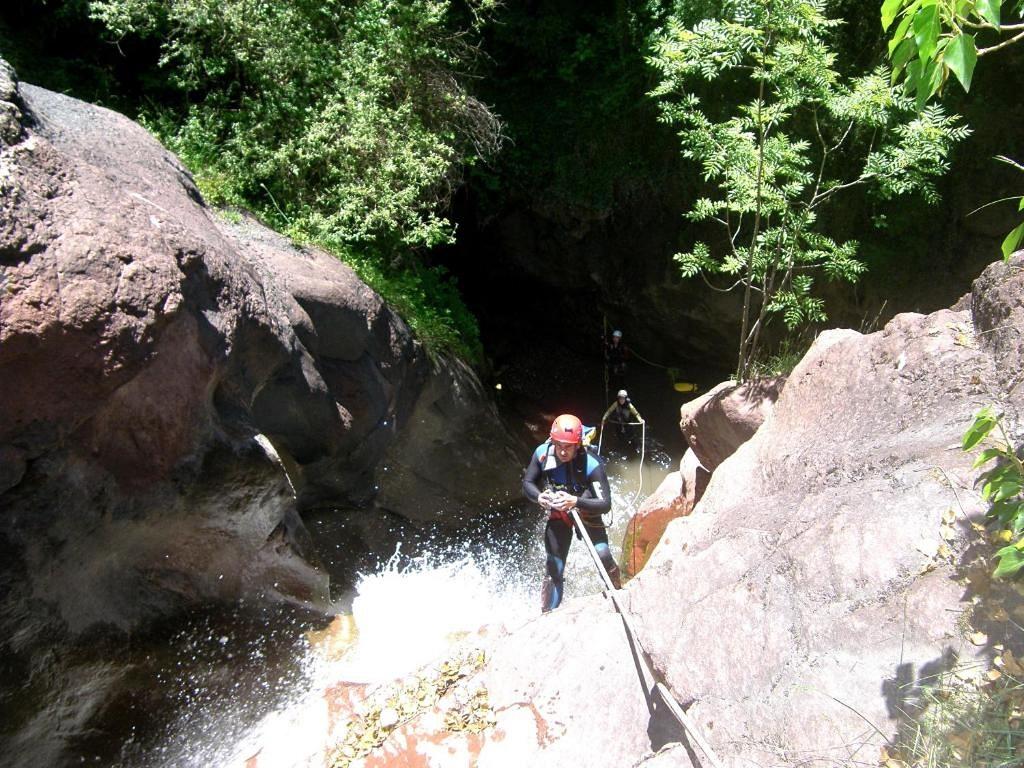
337,547,538,683
219,545,540,767
67,447,672,768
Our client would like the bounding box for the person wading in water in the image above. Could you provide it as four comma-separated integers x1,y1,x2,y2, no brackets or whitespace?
522,414,621,612
601,389,645,450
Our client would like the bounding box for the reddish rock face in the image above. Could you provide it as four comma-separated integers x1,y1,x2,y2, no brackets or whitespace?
622,448,710,579
622,376,780,581
0,60,521,639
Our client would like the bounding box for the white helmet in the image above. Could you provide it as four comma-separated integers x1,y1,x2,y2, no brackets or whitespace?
617,389,628,399
611,329,623,339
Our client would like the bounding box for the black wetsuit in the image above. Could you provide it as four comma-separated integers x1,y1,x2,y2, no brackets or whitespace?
602,398,643,448
606,340,629,393
522,443,621,611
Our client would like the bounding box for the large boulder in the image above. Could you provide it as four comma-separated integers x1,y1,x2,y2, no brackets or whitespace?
627,268,1023,763
677,377,784,472
0,61,521,639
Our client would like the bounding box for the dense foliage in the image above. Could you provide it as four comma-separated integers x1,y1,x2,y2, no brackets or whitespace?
882,0,1024,259
650,0,969,379
4,1,1022,370
87,0,501,251
1,0,499,362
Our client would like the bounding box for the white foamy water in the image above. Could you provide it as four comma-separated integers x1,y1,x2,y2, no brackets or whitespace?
221,547,539,767
183,447,672,768
337,547,538,682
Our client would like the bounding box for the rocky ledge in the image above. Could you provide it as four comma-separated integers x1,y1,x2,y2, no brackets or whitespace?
0,60,522,637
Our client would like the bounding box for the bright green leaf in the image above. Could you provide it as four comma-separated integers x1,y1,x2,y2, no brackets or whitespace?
916,57,943,109
973,447,1005,468
963,407,998,450
888,10,917,55
1002,221,1024,259
993,480,1023,502
989,498,1023,525
891,37,918,75
944,33,977,91
882,0,906,30
913,5,940,62
994,543,1024,578
976,0,1002,28
904,57,924,93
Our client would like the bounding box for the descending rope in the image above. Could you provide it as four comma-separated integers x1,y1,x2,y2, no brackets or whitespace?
568,508,725,768
602,316,609,407
634,422,645,507
596,420,646,521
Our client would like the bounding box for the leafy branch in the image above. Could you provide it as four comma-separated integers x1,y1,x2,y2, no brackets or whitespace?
882,0,1024,262
963,406,1024,578
650,0,967,380
882,0,1024,106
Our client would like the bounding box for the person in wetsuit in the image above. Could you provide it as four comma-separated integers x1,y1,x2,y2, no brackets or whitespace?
601,389,645,449
605,329,629,394
523,413,622,612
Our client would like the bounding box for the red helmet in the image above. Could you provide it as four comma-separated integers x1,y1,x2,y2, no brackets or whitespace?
550,414,583,444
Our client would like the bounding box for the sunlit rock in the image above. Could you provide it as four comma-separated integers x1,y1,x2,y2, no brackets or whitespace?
678,376,784,471
628,293,1023,763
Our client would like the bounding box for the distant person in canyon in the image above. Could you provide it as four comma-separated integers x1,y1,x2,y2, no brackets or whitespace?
522,414,622,612
605,329,630,394
601,389,645,450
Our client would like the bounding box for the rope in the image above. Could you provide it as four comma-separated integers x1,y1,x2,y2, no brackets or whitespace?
568,508,725,768
603,315,609,407
596,420,647,521
632,422,645,508
628,347,673,370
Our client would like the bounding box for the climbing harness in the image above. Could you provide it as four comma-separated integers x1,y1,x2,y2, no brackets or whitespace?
567,508,725,768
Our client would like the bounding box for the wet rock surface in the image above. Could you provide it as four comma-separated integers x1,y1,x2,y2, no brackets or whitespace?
627,268,1024,763
622,447,709,580
323,257,1024,767
0,61,521,765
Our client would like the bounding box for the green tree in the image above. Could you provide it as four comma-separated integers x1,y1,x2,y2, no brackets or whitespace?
88,0,501,251
649,0,968,380
882,0,1024,257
